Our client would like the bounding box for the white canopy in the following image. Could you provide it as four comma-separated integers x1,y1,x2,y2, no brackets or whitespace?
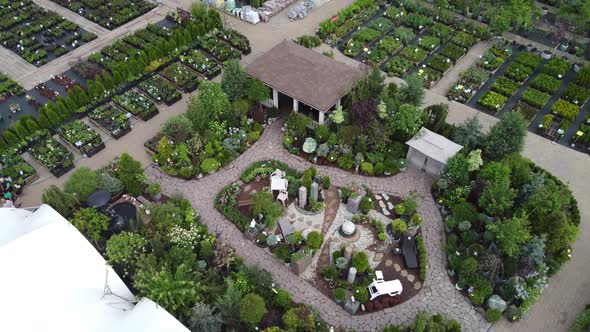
0,205,189,332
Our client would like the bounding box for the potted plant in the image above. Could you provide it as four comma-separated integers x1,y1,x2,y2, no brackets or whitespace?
147,182,161,201
541,50,553,60
391,218,407,243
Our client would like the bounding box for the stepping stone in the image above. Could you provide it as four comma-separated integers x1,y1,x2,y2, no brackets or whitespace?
379,200,386,208
414,282,422,289
382,208,390,216
313,224,321,229
297,217,304,223
306,220,313,226
373,253,383,262
407,274,415,282
250,189,257,194
394,264,401,272
289,214,296,219
387,202,394,210
385,259,392,267
243,185,251,191
401,270,408,277
374,194,382,200
383,194,389,200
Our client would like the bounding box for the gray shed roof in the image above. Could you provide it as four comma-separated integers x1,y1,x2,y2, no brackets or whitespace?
406,127,463,164
245,40,367,112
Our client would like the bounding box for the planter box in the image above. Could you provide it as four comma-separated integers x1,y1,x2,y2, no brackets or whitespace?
139,108,159,121
52,163,75,178
291,254,313,275
164,93,182,106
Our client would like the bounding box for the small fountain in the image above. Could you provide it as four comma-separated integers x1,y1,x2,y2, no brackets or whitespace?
340,220,357,237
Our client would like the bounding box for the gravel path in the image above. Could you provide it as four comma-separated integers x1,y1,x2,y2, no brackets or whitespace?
146,118,491,332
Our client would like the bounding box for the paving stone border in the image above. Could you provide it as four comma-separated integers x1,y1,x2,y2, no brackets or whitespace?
146,118,491,332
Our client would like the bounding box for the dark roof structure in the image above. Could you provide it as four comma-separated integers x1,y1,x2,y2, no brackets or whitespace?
245,40,367,112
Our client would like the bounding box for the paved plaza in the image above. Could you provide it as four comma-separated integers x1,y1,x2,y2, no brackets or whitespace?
3,0,590,331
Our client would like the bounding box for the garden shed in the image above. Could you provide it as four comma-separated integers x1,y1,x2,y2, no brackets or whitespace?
0,205,189,332
405,127,463,177
245,39,366,124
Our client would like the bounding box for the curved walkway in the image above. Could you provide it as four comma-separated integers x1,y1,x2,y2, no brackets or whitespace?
146,119,490,332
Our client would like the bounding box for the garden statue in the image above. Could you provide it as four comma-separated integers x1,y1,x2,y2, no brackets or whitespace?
347,267,357,284
344,246,353,261
310,182,319,202
298,186,307,208
341,221,356,237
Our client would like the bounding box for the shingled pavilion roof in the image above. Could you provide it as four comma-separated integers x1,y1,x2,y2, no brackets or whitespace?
245,40,367,112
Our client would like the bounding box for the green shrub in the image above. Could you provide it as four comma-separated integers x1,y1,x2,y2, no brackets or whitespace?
391,218,407,235
486,308,502,323
296,35,321,48
353,286,369,303
360,162,374,175
333,288,346,302
64,167,98,201
239,293,267,326
322,176,331,189
283,306,315,331
199,240,213,259
416,237,427,281
322,265,339,279
351,252,370,273
70,208,110,243
306,231,324,250
201,158,219,173
359,196,373,214
275,289,292,310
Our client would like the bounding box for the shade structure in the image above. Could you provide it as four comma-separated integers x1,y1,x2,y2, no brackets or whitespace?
0,204,189,332
405,127,463,177
86,190,112,208
245,40,366,112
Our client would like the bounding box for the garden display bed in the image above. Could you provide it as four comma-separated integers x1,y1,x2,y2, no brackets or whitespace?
179,49,221,80
0,152,38,192
159,63,200,93
477,91,508,114
112,90,159,121
49,0,156,30
143,134,161,155
0,0,96,66
197,34,242,62
88,104,131,139
570,116,590,153
217,160,426,313
513,102,540,124
216,28,251,55
138,76,182,106
28,132,74,177
58,120,105,157
0,73,25,103
436,155,580,323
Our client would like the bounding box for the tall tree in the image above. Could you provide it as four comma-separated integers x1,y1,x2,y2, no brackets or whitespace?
484,111,527,160
117,153,146,196
221,60,248,102
387,104,423,139
397,73,424,106
452,116,483,151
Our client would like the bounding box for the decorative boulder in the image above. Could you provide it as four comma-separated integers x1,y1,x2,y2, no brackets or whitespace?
487,294,507,313
341,220,356,236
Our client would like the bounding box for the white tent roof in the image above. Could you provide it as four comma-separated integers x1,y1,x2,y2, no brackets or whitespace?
405,127,463,164
0,205,189,332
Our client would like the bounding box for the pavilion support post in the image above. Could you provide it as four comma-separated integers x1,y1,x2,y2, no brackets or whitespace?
318,111,325,124
336,99,341,108
293,99,299,112
273,89,279,108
